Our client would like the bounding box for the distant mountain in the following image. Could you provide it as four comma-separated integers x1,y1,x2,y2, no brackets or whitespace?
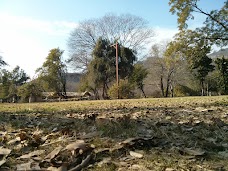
209,48,228,58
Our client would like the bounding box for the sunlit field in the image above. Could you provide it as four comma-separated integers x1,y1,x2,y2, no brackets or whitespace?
0,96,228,170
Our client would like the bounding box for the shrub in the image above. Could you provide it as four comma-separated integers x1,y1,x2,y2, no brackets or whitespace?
174,84,199,97
108,79,134,99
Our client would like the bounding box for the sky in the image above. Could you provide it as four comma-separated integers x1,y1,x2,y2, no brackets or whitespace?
0,0,226,78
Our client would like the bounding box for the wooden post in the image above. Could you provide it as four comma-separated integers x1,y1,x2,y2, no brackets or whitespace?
111,41,119,99
115,42,119,99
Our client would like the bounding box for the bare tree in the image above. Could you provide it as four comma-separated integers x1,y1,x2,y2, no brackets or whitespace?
67,13,154,71
144,42,188,97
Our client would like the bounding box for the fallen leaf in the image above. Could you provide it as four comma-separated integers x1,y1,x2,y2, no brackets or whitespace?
56,164,68,171
80,131,102,139
47,166,59,171
0,147,11,156
16,161,32,170
7,137,21,145
183,148,205,156
18,150,45,159
165,168,175,171
64,140,87,151
97,157,112,167
44,146,63,162
0,159,6,166
129,151,143,158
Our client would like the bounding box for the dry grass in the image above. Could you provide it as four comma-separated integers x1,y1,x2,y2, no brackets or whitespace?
0,96,227,170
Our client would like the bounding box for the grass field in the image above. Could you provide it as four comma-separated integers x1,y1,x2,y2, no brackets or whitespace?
0,96,228,170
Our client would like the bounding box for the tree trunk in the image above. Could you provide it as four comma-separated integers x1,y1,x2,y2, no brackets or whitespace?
170,83,174,97
140,86,147,98
93,88,100,100
160,76,165,97
165,77,170,97
201,81,204,96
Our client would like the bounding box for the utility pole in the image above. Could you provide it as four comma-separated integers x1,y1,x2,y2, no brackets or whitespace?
111,41,119,99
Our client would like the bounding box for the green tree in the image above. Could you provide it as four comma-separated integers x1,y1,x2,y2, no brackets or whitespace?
191,54,214,96
85,38,137,99
129,64,148,98
36,48,67,96
18,80,43,102
168,30,214,95
0,70,11,99
169,0,228,46
91,38,116,99
0,66,29,101
215,56,228,94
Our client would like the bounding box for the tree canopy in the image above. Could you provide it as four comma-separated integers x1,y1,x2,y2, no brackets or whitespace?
36,48,67,95
79,38,137,99
169,0,228,46
67,13,154,71
0,66,29,100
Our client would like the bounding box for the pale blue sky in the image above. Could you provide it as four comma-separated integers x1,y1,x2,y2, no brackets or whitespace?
0,0,225,77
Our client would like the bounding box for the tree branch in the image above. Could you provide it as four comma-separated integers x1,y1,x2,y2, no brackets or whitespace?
192,4,228,31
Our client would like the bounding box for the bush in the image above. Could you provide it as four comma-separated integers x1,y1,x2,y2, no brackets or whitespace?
174,84,199,97
108,79,134,99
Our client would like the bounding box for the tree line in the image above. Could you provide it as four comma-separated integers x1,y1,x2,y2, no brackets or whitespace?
0,1,227,102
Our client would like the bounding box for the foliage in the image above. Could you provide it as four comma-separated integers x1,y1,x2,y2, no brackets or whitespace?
18,80,43,101
0,66,29,100
36,48,67,95
108,79,134,99
215,56,228,94
11,66,30,86
167,30,215,95
146,42,183,98
174,84,199,97
129,64,148,97
169,0,228,46
0,70,11,99
67,13,153,71
81,38,137,99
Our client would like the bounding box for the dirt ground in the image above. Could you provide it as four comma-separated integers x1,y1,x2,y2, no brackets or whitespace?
0,96,228,170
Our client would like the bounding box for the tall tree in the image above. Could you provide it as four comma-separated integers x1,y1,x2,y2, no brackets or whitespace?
36,48,67,96
146,42,183,97
215,56,228,94
18,80,43,102
0,66,29,101
167,30,215,95
81,38,137,99
0,70,11,99
67,13,154,71
169,0,228,46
